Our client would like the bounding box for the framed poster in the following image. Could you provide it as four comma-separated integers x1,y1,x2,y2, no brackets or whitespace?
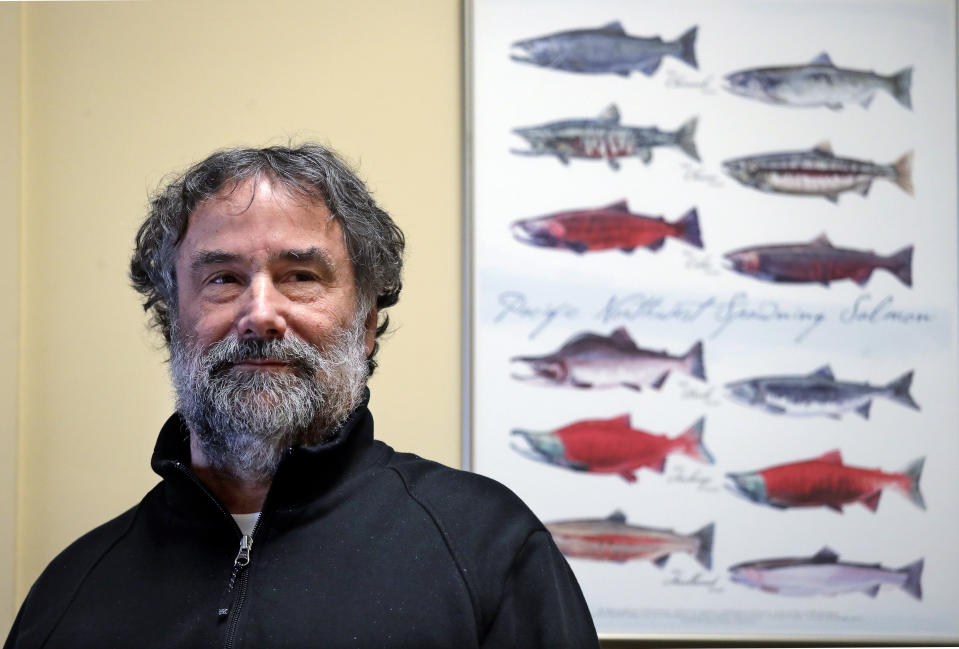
465,0,959,643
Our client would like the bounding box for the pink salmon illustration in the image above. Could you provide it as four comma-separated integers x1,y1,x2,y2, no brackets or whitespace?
727,450,925,513
511,414,713,483
511,327,706,390
546,511,714,568
730,547,923,599
511,201,702,254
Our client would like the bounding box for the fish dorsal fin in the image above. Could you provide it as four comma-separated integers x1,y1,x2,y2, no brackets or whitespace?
817,449,844,465
810,365,835,381
812,141,834,155
604,200,630,212
812,547,839,563
599,21,627,34
811,234,832,247
810,52,834,66
598,104,621,124
607,510,627,524
609,413,632,427
609,326,635,345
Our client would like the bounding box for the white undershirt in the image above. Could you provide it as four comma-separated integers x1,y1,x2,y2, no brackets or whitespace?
231,512,261,536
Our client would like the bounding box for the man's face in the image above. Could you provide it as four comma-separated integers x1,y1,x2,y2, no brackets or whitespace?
169,177,377,481
174,176,376,358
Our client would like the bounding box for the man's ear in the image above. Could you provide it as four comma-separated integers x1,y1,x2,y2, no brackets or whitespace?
363,307,378,357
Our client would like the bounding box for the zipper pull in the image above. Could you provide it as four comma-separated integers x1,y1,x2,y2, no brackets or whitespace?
235,535,252,567
218,535,253,619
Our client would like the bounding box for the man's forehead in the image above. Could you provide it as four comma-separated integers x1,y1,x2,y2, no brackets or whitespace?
199,175,328,215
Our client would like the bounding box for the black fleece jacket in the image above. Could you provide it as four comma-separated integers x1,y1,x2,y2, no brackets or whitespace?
5,400,599,649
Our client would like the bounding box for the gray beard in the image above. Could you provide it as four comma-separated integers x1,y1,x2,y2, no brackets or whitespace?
169,318,369,483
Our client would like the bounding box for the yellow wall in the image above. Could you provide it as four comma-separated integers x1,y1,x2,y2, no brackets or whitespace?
12,0,462,620
1,3,21,631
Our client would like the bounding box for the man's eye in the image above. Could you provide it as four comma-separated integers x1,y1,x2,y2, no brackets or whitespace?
288,271,318,282
210,274,239,285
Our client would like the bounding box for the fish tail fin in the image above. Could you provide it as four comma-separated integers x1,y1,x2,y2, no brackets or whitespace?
887,245,913,287
892,151,914,195
683,340,706,381
677,418,714,465
890,67,913,110
676,117,700,162
896,457,926,510
673,208,702,249
691,522,714,570
899,558,923,600
676,26,698,70
886,371,920,410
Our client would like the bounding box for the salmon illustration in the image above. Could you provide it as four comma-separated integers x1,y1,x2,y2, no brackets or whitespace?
725,235,912,287
511,327,706,390
730,547,923,599
725,53,913,111
726,450,926,513
511,104,699,170
725,366,919,419
722,142,913,202
511,201,702,254
546,511,714,568
510,22,698,77
511,414,713,483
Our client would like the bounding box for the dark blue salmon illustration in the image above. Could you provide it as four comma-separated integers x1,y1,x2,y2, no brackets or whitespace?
510,21,697,77
725,366,919,419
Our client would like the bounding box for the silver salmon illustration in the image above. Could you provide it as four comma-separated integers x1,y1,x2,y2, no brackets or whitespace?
512,104,699,170
546,511,714,568
724,234,913,287
511,327,705,390
730,547,923,599
725,365,919,419
725,53,912,110
510,21,697,77
723,142,913,201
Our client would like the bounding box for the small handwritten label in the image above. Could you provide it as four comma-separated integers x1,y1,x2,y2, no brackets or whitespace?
665,465,718,492
663,570,723,593
682,250,722,276
677,381,721,406
681,162,723,187
664,70,717,94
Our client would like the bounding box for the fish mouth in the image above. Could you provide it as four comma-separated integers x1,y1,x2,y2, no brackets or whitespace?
509,44,534,63
510,357,567,383
509,431,552,464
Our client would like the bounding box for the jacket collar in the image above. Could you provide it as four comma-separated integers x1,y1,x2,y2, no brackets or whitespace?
151,388,379,512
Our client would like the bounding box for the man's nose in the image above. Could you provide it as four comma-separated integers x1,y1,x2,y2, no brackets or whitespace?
236,276,288,340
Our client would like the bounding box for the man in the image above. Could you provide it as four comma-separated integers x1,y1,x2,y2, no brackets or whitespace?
5,144,599,648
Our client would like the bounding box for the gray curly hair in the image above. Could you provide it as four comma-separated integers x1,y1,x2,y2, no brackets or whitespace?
130,143,405,375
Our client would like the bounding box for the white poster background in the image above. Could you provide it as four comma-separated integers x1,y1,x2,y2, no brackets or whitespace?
469,0,959,641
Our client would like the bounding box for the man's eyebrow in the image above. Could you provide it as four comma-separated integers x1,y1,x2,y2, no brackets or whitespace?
272,247,337,271
190,250,240,270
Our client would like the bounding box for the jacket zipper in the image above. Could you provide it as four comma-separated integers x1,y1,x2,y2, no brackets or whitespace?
169,461,264,649
221,516,261,649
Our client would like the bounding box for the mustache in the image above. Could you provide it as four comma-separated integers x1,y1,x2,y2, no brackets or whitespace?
203,335,322,378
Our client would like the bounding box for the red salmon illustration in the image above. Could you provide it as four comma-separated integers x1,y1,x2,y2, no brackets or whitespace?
512,414,713,483
727,450,925,512
511,201,702,254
